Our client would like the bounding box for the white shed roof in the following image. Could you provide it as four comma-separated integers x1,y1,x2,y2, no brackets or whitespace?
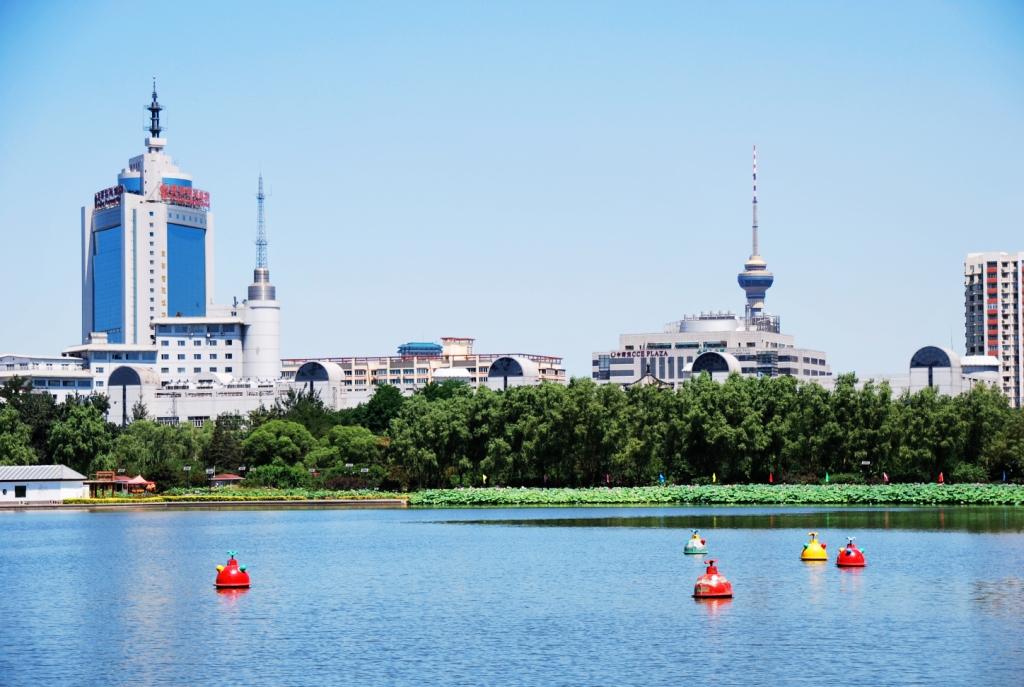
0,465,87,481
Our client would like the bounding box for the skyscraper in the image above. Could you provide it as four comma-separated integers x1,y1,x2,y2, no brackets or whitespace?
81,82,215,344
964,252,1023,406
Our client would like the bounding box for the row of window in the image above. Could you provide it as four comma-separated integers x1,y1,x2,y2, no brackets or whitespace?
160,339,235,347
160,353,233,361
156,324,239,335
159,367,234,374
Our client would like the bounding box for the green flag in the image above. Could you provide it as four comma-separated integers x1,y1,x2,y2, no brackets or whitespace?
825,472,830,484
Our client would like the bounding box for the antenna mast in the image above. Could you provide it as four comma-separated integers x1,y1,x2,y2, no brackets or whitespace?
256,174,268,269
752,144,759,256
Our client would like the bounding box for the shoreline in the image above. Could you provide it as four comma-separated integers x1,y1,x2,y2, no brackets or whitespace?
1,498,408,511
6,483,1022,510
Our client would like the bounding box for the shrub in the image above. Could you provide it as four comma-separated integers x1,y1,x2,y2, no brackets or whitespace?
824,472,865,484
243,462,313,488
321,464,385,490
949,463,989,484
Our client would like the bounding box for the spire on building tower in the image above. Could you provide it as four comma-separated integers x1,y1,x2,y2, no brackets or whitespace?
147,78,162,138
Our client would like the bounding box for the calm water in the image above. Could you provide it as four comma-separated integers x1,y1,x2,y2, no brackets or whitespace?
1,505,1023,686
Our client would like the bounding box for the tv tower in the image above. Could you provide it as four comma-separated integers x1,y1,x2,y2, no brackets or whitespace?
736,145,775,325
243,174,281,380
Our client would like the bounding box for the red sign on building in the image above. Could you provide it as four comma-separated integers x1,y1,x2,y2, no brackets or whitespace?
160,184,210,209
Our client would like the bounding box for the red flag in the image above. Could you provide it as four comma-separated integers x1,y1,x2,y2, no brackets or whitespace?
768,472,774,484
883,472,889,483
938,472,945,484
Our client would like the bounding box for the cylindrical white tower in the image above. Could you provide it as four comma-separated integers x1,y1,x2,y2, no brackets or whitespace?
242,267,281,380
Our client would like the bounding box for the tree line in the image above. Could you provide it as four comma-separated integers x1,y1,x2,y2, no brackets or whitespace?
1,374,1022,490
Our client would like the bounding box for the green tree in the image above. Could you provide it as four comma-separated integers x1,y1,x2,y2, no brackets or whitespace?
353,384,405,434
240,419,314,466
0,406,37,465
981,409,1024,480
131,399,149,422
309,425,381,469
47,400,112,474
205,415,243,470
1,378,57,460
276,389,338,438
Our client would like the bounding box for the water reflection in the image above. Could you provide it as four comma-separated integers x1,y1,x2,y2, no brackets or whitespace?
693,596,733,618
443,507,1024,533
215,587,251,619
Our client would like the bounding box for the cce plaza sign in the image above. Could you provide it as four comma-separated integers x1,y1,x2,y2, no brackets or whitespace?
610,350,669,359
160,183,211,209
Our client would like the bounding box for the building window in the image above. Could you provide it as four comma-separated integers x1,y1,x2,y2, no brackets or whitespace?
96,381,104,387
177,354,185,360
225,367,233,373
95,367,104,373
225,353,233,360
209,367,217,372
209,354,217,360
14,485,27,499
193,367,201,373
161,354,169,360
178,340,185,346
194,340,202,347
207,339,217,346
193,354,201,360
161,367,169,373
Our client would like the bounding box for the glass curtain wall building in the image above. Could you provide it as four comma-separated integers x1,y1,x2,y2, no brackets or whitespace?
81,85,214,344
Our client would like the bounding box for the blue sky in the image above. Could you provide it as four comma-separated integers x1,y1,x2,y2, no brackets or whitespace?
1,1,1022,377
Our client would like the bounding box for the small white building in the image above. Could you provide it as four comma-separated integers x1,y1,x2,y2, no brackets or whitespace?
0,465,88,504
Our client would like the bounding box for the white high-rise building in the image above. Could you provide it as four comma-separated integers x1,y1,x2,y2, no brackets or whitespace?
965,252,1024,407
82,82,215,345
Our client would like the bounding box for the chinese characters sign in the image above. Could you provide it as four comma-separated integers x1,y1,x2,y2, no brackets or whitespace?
160,184,210,209
94,185,124,209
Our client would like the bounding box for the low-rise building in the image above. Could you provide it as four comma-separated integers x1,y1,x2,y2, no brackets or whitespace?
0,465,88,504
286,336,567,408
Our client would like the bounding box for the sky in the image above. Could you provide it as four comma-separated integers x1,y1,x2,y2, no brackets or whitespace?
1,1,1022,378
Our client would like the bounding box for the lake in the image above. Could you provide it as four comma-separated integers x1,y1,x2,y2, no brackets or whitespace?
1,505,1022,686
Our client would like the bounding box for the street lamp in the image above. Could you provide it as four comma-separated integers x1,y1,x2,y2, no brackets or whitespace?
182,464,192,488
206,467,215,492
